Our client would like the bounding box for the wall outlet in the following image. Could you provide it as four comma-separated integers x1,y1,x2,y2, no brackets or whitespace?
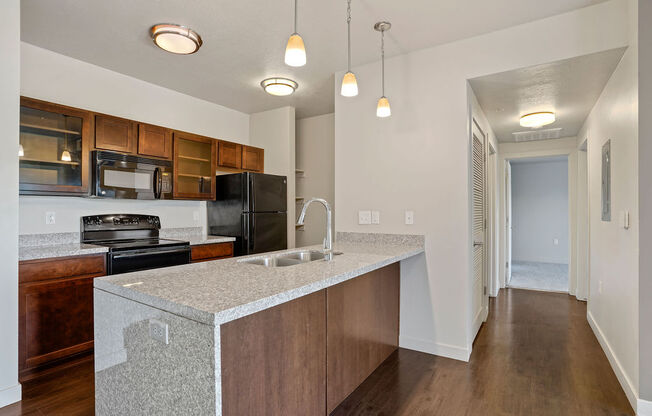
371,211,380,224
405,210,414,225
358,210,372,225
553,238,559,246
598,280,603,294
149,319,169,344
45,211,56,225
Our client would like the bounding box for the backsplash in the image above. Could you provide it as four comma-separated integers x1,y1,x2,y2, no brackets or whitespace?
19,196,206,235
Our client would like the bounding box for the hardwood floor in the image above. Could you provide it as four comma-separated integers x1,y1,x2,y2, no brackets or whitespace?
332,289,634,416
0,288,633,415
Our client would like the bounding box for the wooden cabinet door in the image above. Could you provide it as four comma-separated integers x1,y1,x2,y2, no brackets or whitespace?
19,254,106,381
217,141,242,169
138,123,172,159
173,132,216,200
190,242,234,263
221,290,326,416
326,263,400,413
242,145,264,172
95,114,135,153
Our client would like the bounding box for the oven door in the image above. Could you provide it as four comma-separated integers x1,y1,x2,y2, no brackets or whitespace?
93,151,173,199
108,245,191,275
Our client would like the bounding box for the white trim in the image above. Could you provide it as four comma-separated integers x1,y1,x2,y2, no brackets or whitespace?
638,398,652,416
0,384,21,408
399,335,471,362
470,304,487,342
587,311,638,411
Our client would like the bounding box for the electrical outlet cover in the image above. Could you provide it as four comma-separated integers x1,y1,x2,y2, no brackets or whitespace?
358,210,372,225
149,319,169,344
45,211,56,225
371,211,380,224
405,210,414,225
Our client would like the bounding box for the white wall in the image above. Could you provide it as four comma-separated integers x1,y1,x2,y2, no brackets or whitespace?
19,43,252,235
579,0,639,408
335,0,629,360
0,0,22,407
511,159,569,264
576,145,589,300
249,107,296,249
295,114,335,247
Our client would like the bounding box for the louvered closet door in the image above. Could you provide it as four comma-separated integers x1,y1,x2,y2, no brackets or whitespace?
472,122,486,340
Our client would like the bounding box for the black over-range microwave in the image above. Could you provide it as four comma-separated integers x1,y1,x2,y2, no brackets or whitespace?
92,151,173,199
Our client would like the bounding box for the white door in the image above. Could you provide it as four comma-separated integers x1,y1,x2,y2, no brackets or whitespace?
471,121,487,340
505,161,513,286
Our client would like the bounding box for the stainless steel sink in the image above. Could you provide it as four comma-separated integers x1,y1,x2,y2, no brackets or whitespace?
239,250,341,267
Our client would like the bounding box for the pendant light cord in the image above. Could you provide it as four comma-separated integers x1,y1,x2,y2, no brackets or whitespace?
346,0,352,72
381,29,385,97
294,0,298,33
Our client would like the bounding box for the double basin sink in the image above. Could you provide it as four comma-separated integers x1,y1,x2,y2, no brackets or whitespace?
239,250,341,267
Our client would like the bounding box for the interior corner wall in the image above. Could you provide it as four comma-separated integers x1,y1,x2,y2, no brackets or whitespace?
511,159,569,264
295,114,335,247
0,0,22,408
19,43,252,236
578,0,639,408
334,0,630,360
249,107,296,249
638,0,652,407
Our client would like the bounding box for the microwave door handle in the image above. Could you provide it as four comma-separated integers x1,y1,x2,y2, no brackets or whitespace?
157,168,163,197
153,167,161,199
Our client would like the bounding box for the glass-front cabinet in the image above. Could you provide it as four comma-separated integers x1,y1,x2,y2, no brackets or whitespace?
173,132,216,200
19,98,91,195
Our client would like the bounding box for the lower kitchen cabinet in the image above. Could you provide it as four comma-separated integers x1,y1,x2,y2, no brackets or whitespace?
219,263,399,415
190,242,234,263
18,254,106,381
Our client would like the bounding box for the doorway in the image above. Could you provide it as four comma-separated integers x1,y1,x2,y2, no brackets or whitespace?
507,156,570,292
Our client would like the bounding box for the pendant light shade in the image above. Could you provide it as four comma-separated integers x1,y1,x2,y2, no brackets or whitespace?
341,72,358,97
376,96,391,118
285,0,306,67
340,0,358,97
374,21,391,118
60,150,72,162
18,144,24,157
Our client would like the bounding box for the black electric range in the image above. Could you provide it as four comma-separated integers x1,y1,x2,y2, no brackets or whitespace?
81,214,190,275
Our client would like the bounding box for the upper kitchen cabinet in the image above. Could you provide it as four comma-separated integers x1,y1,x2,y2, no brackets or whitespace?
173,132,216,200
94,114,136,154
19,97,91,195
138,123,172,160
217,141,242,169
242,145,264,172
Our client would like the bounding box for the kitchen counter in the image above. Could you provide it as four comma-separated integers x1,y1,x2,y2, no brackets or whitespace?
94,233,424,326
19,243,109,261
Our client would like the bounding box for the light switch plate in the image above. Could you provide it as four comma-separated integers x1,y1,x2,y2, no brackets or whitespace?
358,210,372,225
371,211,380,224
45,211,56,225
405,210,414,225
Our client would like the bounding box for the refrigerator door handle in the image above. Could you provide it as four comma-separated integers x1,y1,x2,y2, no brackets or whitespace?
250,214,255,251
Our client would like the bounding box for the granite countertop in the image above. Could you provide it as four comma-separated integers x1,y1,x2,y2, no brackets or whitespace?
19,243,109,261
184,235,235,246
94,233,425,327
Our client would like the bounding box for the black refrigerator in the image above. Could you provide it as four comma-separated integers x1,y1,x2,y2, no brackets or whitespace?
207,172,287,256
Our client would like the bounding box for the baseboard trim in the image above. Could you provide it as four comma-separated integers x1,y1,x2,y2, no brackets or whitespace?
587,311,638,412
399,335,470,362
0,383,21,408
638,398,652,416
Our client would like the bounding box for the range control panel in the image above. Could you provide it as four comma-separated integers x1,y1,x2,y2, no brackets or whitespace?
81,214,160,231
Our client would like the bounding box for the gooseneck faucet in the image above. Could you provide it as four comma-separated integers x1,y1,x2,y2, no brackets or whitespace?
297,198,332,253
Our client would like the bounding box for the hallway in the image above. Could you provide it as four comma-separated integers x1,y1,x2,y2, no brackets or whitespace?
333,289,633,415
510,261,569,292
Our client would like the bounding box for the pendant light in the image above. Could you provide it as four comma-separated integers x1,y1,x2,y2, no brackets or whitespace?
285,0,306,67
60,150,72,162
340,0,358,97
18,144,24,157
374,22,391,117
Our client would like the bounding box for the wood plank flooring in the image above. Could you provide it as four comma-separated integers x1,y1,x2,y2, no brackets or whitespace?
0,288,633,415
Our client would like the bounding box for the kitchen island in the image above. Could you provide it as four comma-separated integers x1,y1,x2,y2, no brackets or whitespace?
93,232,424,415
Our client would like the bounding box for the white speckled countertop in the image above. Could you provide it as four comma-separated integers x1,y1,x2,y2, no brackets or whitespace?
94,233,425,326
18,228,235,261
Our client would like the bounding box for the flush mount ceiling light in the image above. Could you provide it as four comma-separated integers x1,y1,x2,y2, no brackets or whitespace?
261,77,298,96
340,0,358,97
285,0,307,67
375,21,391,118
150,24,202,54
519,112,555,128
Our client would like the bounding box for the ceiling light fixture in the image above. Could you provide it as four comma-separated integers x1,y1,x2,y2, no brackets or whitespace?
285,0,306,67
340,0,358,97
375,21,391,118
150,24,202,55
261,77,298,96
519,112,555,128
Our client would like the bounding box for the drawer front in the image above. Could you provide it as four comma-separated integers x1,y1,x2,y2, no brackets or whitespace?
191,242,234,262
20,254,107,284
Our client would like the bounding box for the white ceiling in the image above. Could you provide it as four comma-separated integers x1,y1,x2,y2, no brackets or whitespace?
510,155,568,165
21,0,609,118
469,48,626,142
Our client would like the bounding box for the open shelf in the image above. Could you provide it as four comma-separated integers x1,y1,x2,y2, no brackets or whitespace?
178,173,212,179
19,157,80,166
178,155,211,162
20,123,81,135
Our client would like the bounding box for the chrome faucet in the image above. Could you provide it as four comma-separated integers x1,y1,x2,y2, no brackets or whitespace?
297,198,332,253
